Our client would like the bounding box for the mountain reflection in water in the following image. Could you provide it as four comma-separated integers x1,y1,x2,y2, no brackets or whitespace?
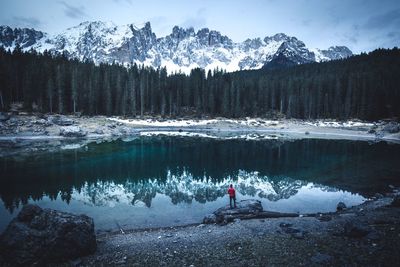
70,171,310,208
0,137,399,231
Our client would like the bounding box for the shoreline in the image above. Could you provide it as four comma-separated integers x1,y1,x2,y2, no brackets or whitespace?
79,193,400,266
1,114,399,142
1,191,399,266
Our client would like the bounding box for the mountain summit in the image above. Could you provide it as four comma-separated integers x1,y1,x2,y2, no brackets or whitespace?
0,21,352,73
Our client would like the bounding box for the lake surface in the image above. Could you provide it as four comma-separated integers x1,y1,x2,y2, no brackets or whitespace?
1,137,399,233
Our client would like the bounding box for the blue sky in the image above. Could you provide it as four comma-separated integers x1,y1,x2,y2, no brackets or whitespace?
0,0,399,53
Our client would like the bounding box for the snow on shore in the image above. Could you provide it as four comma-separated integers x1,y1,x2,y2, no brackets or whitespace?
109,117,279,127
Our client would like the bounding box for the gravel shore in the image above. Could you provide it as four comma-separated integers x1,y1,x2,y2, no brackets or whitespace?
73,195,400,267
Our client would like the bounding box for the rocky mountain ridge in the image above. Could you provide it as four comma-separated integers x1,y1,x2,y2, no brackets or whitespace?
0,21,353,73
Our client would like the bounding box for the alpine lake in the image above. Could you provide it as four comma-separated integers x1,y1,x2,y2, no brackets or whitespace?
1,136,400,233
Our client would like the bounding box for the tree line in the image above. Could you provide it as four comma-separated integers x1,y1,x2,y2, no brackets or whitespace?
0,46,399,120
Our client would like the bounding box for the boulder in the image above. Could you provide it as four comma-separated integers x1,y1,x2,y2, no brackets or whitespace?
337,202,347,211
203,199,298,224
49,115,74,126
60,126,87,137
0,204,96,266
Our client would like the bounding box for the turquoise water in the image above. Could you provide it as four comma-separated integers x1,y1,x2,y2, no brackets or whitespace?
1,137,399,232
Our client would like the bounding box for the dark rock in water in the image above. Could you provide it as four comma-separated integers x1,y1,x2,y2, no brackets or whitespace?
343,221,371,238
390,196,400,207
60,126,88,137
203,199,298,224
310,252,333,264
337,202,347,211
0,204,96,266
49,115,74,126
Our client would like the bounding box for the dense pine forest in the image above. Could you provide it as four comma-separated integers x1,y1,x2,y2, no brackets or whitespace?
0,47,399,120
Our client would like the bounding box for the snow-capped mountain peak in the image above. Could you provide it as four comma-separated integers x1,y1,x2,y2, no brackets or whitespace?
0,21,353,73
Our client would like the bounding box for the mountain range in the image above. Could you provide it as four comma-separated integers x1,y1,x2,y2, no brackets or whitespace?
0,21,353,73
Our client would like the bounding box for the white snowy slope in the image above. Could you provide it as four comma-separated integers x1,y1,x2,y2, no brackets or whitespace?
0,21,353,73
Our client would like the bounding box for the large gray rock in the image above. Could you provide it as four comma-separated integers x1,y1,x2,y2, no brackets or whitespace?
0,204,96,266
203,199,298,224
60,126,87,137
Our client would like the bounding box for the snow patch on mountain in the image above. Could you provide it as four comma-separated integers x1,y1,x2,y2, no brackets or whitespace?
0,22,353,74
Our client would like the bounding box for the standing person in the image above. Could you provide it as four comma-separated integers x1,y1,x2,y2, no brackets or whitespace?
228,184,236,208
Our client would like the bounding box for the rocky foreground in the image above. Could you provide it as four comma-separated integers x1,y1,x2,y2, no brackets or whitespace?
79,194,400,267
1,193,399,266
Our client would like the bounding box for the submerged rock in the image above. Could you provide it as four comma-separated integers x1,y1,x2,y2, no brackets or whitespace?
60,126,88,137
203,199,298,224
0,204,96,266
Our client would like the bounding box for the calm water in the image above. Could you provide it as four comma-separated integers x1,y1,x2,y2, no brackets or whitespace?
1,137,399,232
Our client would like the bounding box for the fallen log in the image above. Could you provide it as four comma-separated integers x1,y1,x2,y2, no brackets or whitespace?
203,199,299,224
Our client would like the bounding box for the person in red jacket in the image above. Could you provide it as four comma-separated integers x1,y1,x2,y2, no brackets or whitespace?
228,184,236,208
